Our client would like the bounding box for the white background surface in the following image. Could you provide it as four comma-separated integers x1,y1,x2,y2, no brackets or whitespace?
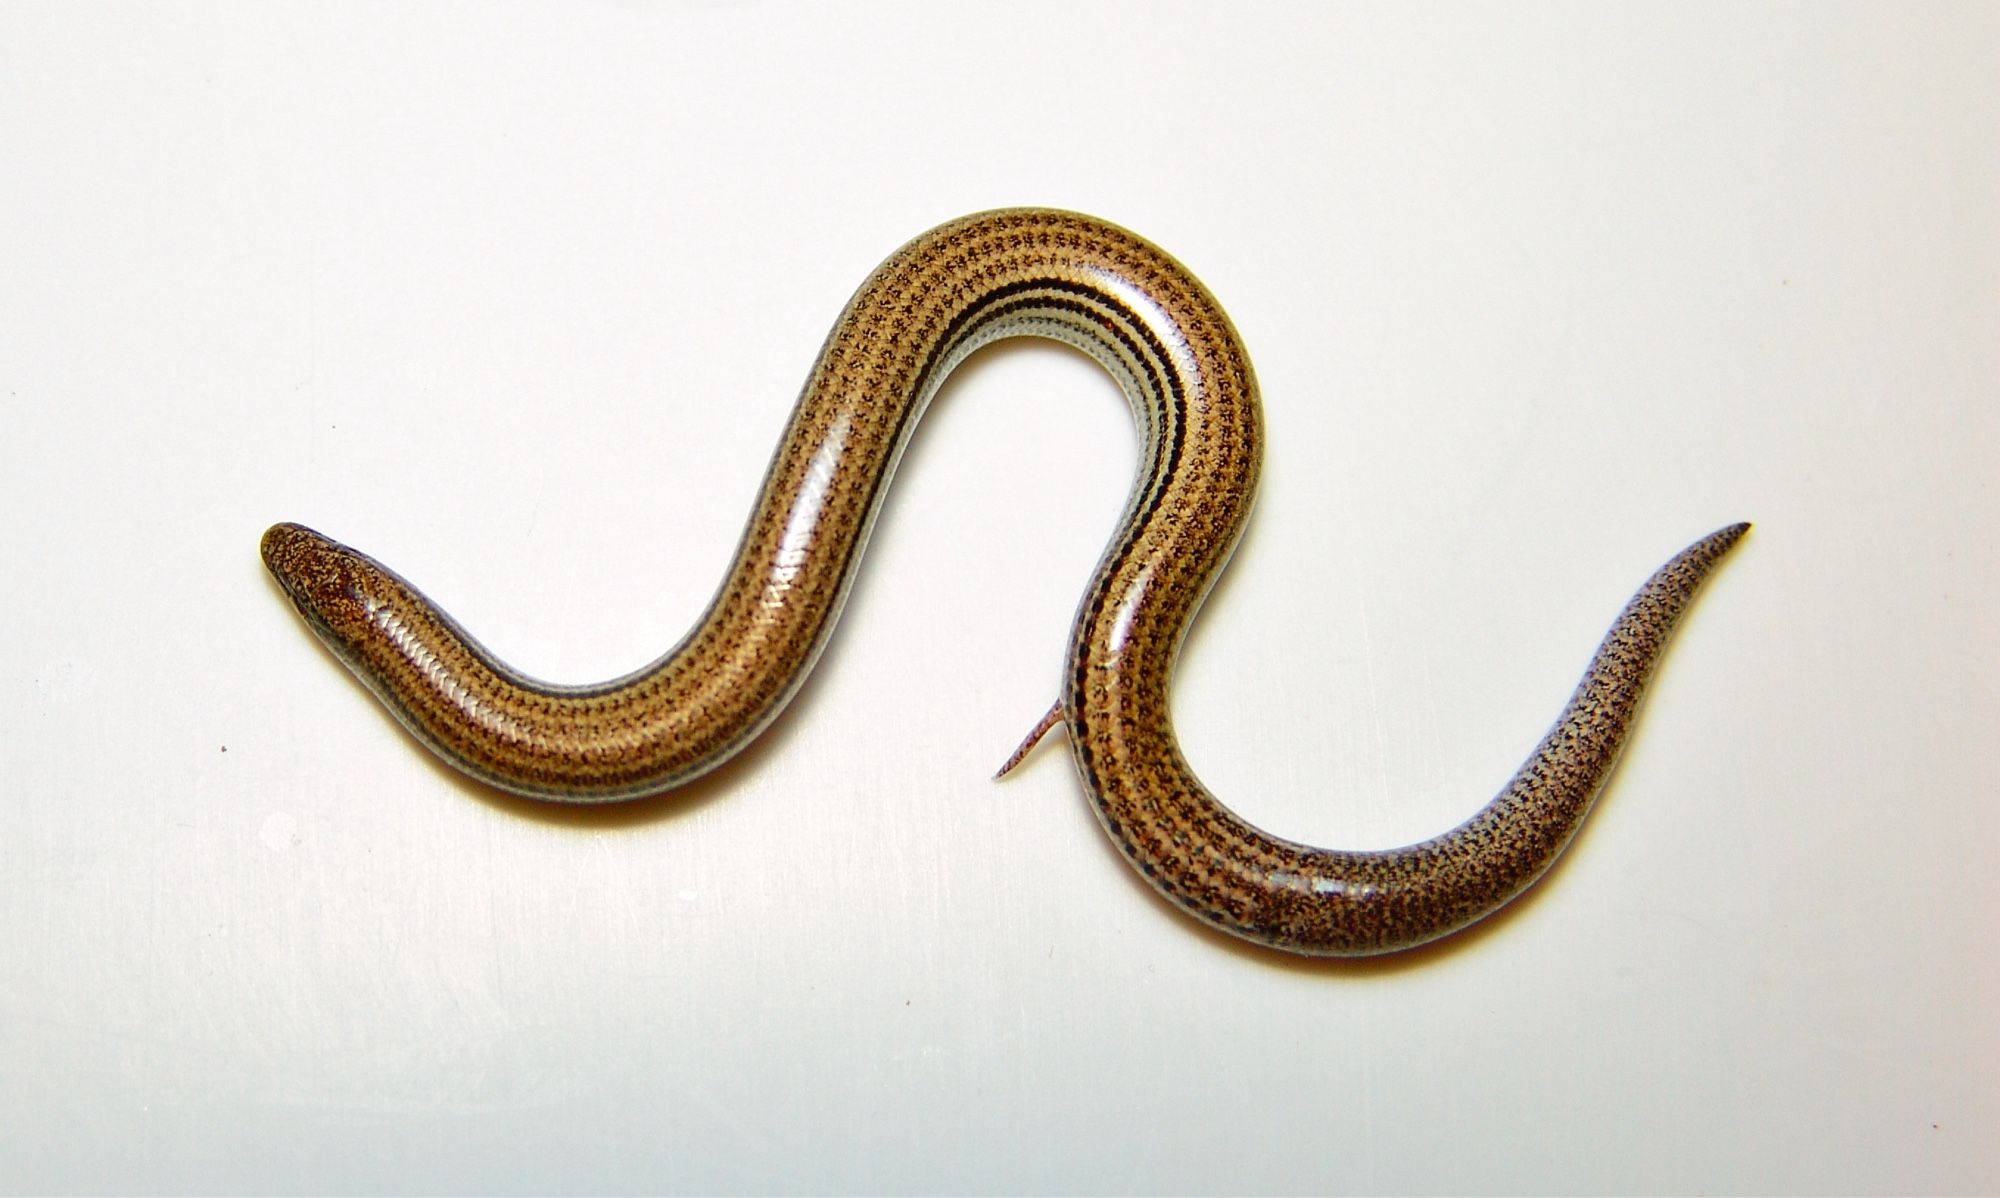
2,3,1994,1193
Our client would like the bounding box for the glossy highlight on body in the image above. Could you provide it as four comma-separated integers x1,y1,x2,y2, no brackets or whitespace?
262,208,1747,957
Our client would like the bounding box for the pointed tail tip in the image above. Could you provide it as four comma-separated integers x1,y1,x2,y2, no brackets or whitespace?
992,732,1039,781
993,701,1065,781
1665,521,1752,585
1688,521,1752,559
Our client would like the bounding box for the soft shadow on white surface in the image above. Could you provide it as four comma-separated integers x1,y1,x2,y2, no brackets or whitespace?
2,3,1994,1193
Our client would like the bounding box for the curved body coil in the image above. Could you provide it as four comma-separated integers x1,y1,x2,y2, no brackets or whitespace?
262,208,1746,956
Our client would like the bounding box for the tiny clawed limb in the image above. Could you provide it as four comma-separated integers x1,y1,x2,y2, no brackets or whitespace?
994,701,1065,780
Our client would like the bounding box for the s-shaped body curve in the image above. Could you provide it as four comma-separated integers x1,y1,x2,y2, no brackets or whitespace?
262,208,1746,956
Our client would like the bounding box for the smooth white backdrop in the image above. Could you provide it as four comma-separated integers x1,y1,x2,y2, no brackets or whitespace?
2,3,1993,1193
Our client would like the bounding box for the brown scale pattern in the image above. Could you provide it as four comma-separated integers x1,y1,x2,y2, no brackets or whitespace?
262,209,1747,956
